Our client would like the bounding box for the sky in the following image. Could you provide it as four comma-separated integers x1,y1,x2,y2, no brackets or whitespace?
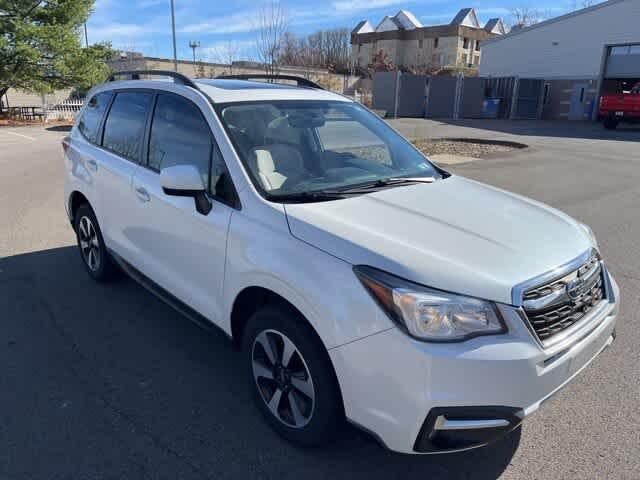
86,0,578,61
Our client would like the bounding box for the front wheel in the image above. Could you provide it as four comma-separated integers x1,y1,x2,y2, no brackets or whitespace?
242,305,343,447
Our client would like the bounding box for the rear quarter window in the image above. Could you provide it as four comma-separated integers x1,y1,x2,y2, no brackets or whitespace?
78,92,112,144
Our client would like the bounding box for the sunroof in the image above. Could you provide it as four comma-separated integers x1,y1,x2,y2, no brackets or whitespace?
196,79,299,90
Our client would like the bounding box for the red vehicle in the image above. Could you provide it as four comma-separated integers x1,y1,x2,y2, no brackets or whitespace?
599,82,640,129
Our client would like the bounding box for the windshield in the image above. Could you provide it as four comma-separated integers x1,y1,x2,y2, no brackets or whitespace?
215,100,442,200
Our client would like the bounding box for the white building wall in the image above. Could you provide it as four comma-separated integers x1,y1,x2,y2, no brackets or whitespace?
479,0,640,79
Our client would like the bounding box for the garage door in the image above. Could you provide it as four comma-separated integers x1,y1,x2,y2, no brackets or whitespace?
605,44,640,78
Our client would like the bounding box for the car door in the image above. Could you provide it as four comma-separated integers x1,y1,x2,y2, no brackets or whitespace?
129,92,234,325
71,91,114,224
97,90,154,258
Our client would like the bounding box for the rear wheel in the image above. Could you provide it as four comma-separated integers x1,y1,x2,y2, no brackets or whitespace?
74,203,118,281
242,305,343,447
603,116,619,130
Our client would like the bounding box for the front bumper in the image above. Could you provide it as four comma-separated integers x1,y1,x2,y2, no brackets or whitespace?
329,272,619,454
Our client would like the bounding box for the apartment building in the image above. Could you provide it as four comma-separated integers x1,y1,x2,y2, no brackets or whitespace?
351,8,505,73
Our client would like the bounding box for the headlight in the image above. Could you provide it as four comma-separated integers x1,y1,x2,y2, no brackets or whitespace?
579,223,599,249
354,266,506,342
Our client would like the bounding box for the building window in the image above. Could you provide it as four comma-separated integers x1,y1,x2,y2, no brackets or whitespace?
463,37,469,49
473,55,480,66
439,53,445,66
475,41,481,51
610,46,629,55
418,38,423,49
434,37,439,49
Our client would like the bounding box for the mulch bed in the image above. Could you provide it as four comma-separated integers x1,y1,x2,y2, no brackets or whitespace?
413,138,527,158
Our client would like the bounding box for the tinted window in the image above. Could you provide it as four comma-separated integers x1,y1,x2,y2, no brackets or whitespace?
78,92,112,144
102,92,153,162
148,94,212,189
217,100,440,198
316,109,392,166
210,143,235,204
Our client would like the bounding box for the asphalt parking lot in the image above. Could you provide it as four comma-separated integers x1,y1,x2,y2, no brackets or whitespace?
1,120,639,479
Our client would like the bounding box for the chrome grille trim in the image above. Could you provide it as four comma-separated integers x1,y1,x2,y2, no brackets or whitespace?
511,249,595,307
512,249,611,346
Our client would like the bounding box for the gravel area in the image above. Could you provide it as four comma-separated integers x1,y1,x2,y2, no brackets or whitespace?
413,138,524,158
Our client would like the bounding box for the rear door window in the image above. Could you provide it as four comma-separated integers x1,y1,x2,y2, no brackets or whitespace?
78,92,112,144
102,91,153,162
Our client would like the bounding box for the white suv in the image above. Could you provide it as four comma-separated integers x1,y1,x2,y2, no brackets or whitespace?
63,71,619,454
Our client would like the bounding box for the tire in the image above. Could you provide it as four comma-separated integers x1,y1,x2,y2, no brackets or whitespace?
242,305,343,447
74,203,118,282
603,117,619,130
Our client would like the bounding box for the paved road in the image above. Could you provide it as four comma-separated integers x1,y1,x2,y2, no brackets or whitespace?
1,121,639,479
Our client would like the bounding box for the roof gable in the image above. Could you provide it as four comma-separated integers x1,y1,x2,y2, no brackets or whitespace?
375,15,402,32
451,8,480,28
484,18,505,35
352,20,374,35
394,10,422,30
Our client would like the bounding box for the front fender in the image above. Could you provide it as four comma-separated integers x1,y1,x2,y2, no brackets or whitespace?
223,207,394,349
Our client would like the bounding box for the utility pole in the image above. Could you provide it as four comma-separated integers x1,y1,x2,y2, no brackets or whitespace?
189,40,200,64
170,0,178,71
189,40,200,76
83,23,89,47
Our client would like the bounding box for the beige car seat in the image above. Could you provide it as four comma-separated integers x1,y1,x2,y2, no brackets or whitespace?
249,145,304,191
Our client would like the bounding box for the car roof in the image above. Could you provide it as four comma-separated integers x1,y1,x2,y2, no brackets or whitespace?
194,79,350,103
92,77,351,104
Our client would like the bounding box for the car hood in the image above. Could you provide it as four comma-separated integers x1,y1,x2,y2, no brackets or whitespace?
284,176,594,305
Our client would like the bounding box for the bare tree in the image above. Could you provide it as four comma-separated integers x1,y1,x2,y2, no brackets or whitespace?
279,31,300,66
256,1,287,76
508,6,545,31
274,28,352,72
569,0,596,10
209,39,242,74
366,50,395,78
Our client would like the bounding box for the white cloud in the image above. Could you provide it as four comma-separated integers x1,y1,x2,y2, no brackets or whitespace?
200,39,256,61
476,7,511,17
331,0,409,13
89,23,152,38
180,10,257,34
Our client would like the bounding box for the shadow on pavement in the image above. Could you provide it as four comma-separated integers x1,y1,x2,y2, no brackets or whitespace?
0,246,521,479
45,124,72,132
432,118,640,142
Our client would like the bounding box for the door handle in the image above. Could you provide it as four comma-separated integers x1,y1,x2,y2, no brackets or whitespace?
135,186,150,202
86,159,98,171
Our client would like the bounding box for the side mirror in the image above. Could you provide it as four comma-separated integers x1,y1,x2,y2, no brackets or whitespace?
160,164,212,215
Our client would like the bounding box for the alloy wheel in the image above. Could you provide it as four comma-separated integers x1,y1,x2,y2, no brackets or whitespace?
78,216,101,272
251,329,315,428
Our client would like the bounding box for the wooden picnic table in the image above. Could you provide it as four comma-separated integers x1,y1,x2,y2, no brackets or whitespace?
8,106,44,121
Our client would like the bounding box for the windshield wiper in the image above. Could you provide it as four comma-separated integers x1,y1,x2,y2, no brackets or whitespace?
267,190,351,203
336,176,436,193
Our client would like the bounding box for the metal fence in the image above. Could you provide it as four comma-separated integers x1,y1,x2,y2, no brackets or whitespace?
46,99,84,120
3,98,83,122
372,72,545,121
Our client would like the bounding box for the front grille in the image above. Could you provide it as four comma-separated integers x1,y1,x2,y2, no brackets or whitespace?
522,253,606,343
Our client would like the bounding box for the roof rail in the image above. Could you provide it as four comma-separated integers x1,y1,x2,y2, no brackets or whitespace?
215,74,324,90
107,70,199,89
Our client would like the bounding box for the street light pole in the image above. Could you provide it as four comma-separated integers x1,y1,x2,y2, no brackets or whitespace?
83,23,89,47
170,0,178,71
189,40,200,76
